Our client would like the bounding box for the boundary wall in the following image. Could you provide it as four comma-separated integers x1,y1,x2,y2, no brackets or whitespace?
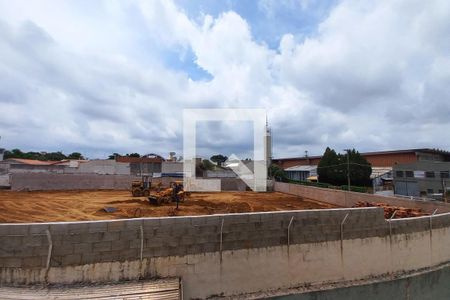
9,174,184,191
10,173,140,191
9,174,247,191
1,207,450,298
275,182,450,213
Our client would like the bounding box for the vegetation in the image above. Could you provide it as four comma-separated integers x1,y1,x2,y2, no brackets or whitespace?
210,154,228,166
200,159,216,171
317,147,372,186
4,149,85,161
108,153,141,159
269,163,288,181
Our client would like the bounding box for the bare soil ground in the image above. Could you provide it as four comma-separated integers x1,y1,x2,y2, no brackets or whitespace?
0,190,340,223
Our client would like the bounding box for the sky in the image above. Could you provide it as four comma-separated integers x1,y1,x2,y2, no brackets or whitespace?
0,0,449,159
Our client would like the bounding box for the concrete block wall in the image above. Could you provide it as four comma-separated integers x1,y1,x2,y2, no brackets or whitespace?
275,182,450,213
10,173,141,191
2,209,450,272
1,209,450,298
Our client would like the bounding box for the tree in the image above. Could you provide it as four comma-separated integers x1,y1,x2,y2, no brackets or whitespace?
269,164,288,182
345,149,372,186
67,152,84,160
45,151,67,161
317,147,342,185
4,148,85,161
127,153,141,158
318,147,371,186
210,154,228,167
108,153,120,160
200,159,215,171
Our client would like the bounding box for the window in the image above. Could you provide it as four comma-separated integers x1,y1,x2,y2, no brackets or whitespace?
405,171,414,178
427,188,434,194
425,171,435,178
395,171,404,177
440,171,449,179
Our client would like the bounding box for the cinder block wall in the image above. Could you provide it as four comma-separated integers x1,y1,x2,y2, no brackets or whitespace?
275,182,450,213
1,209,450,298
1,209,450,274
10,173,141,191
0,208,383,270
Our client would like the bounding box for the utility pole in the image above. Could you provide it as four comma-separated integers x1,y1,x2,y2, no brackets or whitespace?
344,149,350,191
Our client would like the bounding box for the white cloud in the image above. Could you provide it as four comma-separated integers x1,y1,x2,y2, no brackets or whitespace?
0,0,449,159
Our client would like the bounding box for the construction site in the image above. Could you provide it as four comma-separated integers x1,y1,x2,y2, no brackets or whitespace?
0,189,338,223
0,174,433,223
0,177,450,299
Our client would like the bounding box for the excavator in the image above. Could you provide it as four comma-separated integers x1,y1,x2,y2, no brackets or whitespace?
148,181,187,208
131,176,151,197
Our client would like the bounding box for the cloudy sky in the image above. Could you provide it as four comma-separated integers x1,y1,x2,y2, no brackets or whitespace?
0,0,449,159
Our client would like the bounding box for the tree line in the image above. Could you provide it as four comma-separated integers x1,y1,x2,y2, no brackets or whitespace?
4,149,84,161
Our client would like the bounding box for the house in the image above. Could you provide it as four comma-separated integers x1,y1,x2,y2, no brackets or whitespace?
0,158,66,173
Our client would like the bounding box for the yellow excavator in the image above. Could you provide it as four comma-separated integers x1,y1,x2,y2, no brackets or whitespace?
148,181,187,207
131,176,151,197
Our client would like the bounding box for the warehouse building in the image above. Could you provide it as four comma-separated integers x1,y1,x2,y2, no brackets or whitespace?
273,148,450,169
393,161,450,198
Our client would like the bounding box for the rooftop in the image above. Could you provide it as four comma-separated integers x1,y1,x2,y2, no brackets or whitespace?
274,148,450,161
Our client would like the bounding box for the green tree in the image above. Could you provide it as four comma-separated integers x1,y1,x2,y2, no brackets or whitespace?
108,153,120,160
67,152,84,160
45,151,67,161
318,147,371,186
345,149,372,186
317,147,342,185
200,159,216,171
127,153,141,158
210,154,228,167
269,163,288,182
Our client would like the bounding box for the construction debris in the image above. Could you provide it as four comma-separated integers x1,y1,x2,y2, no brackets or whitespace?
353,201,428,218
103,207,117,213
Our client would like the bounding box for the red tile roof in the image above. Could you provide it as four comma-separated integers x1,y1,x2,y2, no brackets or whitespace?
4,158,62,166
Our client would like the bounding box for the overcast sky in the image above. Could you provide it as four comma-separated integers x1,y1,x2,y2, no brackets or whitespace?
0,0,449,159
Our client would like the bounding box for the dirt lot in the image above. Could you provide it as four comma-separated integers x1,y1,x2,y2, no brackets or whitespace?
0,190,339,223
